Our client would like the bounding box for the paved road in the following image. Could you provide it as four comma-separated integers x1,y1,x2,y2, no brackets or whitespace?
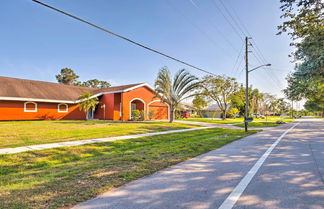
73,117,324,209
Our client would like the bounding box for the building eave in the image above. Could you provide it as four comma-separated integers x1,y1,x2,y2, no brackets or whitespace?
0,97,75,104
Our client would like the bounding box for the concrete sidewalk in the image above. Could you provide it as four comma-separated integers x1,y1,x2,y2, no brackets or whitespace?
0,126,213,155
1,120,255,155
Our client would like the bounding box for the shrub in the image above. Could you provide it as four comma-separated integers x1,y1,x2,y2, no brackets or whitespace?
228,108,240,118
131,110,141,120
148,110,156,120
139,110,146,121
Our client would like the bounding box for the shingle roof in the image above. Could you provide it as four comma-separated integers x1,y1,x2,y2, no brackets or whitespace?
0,76,144,102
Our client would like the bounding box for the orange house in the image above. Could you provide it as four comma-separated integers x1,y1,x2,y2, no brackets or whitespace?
0,76,169,121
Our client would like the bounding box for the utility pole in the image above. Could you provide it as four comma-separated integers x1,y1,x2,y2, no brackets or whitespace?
244,37,249,132
243,37,271,132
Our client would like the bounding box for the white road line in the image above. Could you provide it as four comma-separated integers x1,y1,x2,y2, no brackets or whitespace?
218,122,300,209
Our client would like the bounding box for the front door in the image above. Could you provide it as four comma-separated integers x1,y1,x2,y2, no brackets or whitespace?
87,109,94,120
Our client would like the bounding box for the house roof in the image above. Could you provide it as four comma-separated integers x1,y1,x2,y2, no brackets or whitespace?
0,76,150,103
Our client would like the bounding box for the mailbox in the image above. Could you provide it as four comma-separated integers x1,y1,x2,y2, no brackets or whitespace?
245,117,253,122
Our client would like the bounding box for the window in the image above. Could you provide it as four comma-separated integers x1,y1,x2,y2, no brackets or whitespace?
24,102,37,112
58,104,68,113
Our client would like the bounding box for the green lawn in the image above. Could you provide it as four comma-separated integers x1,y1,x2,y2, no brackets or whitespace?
180,116,294,124
235,122,282,127
0,128,258,209
179,118,244,124
0,120,198,148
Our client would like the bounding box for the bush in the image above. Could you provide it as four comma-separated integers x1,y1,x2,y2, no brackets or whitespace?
139,110,146,121
131,110,141,120
175,110,181,119
228,108,240,118
148,110,156,120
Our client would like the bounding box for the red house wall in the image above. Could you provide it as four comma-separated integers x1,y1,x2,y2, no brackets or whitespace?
121,86,168,121
94,93,122,120
0,86,168,121
0,101,86,120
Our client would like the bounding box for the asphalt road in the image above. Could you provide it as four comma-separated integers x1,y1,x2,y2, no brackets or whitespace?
73,117,324,209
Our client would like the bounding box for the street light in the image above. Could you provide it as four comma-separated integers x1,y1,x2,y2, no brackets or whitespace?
244,63,271,132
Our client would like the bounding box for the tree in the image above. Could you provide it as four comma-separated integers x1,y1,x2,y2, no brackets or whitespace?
80,79,111,88
201,75,239,120
56,68,79,85
277,0,323,42
228,107,240,118
304,99,324,116
192,95,208,117
250,88,264,114
229,85,245,116
154,67,199,123
279,0,324,115
260,93,279,117
78,92,99,120
277,98,290,115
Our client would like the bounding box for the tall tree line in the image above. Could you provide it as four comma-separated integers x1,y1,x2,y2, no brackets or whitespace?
278,0,324,115
56,68,111,89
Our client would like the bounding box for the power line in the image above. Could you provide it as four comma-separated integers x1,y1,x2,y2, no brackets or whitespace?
188,0,239,53
218,0,247,37
165,0,233,59
210,0,244,41
231,43,244,77
31,0,217,76
215,0,286,91
233,56,244,78
224,0,251,36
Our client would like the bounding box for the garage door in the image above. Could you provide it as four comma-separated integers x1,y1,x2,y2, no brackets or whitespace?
148,102,168,120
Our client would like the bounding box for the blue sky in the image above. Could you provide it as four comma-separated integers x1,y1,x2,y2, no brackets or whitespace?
1,0,294,97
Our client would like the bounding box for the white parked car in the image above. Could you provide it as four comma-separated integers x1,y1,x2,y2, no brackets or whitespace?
252,113,265,119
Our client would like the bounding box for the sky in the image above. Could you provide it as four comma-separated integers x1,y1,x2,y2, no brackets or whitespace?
1,0,295,98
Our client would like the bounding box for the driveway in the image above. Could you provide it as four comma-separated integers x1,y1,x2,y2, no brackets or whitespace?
73,117,324,209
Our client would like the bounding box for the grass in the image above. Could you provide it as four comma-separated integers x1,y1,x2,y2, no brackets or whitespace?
179,116,294,124
235,122,282,127
0,128,258,209
0,120,198,148
178,118,244,124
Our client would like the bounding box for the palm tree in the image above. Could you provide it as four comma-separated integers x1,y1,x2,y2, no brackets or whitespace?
78,92,99,120
154,67,200,123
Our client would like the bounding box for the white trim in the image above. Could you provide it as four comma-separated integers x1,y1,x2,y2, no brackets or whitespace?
129,98,146,120
58,103,68,113
24,102,37,112
123,83,154,92
119,103,122,117
147,100,170,120
0,83,155,104
0,96,75,104
83,83,155,103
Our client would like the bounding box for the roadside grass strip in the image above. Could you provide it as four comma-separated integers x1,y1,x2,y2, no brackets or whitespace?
0,126,210,155
0,128,258,209
234,122,282,127
0,120,197,148
179,117,294,125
